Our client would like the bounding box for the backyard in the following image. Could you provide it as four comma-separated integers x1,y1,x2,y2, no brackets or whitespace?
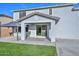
0,42,56,56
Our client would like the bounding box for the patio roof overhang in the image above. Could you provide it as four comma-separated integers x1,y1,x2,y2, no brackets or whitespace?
1,22,18,27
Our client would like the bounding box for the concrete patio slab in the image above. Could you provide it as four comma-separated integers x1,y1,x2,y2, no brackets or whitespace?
0,37,55,46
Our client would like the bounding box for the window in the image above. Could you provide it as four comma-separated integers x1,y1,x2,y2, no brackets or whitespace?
19,11,26,18
15,27,21,33
26,25,29,32
42,25,47,30
36,25,47,36
49,8,52,15
18,27,21,32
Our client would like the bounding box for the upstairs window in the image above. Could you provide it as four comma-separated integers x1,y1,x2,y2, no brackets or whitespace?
49,8,52,15
19,11,26,18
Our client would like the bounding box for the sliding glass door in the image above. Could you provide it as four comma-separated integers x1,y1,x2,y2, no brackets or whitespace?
36,25,47,36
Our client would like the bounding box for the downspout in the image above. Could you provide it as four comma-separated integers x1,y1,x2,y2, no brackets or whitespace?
16,23,19,40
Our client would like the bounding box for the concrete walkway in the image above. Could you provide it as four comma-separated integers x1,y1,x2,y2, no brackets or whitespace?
0,37,55,46
56,39,79,56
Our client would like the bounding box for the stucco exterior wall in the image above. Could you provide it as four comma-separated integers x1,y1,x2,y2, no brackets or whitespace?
52,6,78,40
74,11,79,39
22,15,53,23
49,21,55,42
26,9,49,15
13,9,49,21
13,12,19,21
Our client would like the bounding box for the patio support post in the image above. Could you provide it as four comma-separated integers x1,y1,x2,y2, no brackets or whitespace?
16,23,19,40
12,27,14,36
50,22,55,42
0,22,1,37
21,23,26,40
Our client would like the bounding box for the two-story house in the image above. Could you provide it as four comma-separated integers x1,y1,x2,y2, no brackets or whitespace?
2,4,79,42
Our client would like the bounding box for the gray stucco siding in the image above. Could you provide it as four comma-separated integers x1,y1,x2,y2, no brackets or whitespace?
26,9,49,15
13,12,19,21
52,6,78,39
13,9,49,21
22,15,53,23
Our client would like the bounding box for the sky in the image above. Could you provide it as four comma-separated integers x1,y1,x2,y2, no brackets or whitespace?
0,3,79,17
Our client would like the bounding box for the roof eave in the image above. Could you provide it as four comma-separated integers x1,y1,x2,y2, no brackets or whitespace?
72,8,79,11
13,4,74,12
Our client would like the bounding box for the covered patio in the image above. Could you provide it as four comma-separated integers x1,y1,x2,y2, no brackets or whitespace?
1,21,51,42
1,21,55,46
1,21,52,45
16,12,59,42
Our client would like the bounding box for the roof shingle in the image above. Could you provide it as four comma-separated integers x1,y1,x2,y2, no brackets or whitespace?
17,12,60,24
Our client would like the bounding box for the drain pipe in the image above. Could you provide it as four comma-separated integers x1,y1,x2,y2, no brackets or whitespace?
16,23,19,40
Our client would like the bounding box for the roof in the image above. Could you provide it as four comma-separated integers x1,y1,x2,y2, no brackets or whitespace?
13,4,73,12
17,12,60,24
1,12,60,27
72,7,79,11
1,22,17,27
0,14,13,19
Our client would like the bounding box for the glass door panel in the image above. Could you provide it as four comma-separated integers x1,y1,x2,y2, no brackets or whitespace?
36,25,41,36
36,25,47,36
41,25,47,36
